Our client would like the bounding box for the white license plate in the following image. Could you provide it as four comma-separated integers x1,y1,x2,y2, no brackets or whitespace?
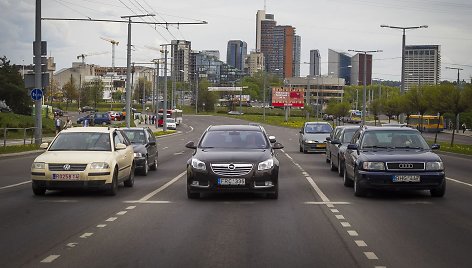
393,175,420,182
52,174,80,180
218,178,245,186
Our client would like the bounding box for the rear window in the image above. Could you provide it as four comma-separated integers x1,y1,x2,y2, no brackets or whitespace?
305,124,332,134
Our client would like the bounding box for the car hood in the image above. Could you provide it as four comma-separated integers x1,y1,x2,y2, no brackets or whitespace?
34,151,115,164
359,150,442,162
303,133,330,142
194,148,271,163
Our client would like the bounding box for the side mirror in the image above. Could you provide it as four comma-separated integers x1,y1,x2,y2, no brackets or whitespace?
185,141,197,149
326,137,332,141
272,142,284,149
347,144,358,150
431,144,440,150
39,143,49,149
331,140,341,145
299,130,303,134
115,143,127,150
268,136,276,143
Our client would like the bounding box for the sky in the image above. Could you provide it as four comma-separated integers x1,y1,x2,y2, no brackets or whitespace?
1,0,471,82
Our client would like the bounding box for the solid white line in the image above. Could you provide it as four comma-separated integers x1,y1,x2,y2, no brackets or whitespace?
97,224,106,228
304,201,350,205
364,252,379,260
80,233,93,238
116,211,127,216
124,200,172,204
138,171,186,201
126,206,136,210
375,266,387,268
355,240,367,247
0,180,31,190
447,177,472,187
41,255,60,263
302,176,330,202
347,230,359,236
106,217,117,222
341,222,351,227
335,215,345,220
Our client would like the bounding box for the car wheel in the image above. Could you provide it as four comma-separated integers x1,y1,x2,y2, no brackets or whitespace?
32,181,46,196
124,163,135,187
150,156,158,171
141,158,149,176
326,152,330,163
330,155,337,171
299,145,303,152
354,170,367,197
187,187,200,199
343,166,353,187
106,169,118,196
430,180,446,197
338,159,344,177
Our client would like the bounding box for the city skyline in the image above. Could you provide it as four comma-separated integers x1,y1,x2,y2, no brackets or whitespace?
1,0,471,82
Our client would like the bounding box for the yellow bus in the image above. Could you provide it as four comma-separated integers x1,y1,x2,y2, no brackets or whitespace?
407,115,444,132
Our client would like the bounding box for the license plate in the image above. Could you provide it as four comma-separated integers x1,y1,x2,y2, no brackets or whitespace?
52,174,80,180
393,175,420,182
218,178,245,186
316,143,326,148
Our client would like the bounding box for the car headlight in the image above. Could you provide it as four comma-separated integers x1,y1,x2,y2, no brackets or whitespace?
426,161,443,171
90,162,110,169
32,162,45,170
362,161,385,171
258,159,274,171
191,158,206,171
305,140,315,144
134,152,143,157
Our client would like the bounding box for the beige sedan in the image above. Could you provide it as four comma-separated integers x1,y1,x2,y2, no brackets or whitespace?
31,127,135,196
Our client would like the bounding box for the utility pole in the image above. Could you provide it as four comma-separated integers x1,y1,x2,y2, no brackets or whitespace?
306,75,311,120
161,45,169,131
446,66,463,132
262,71,267,121
34,0,42,144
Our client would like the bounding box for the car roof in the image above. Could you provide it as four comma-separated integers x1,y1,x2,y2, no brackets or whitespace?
208,125,262,132
122,127,149,131
364,126,418,132
60,127,114,133
305,121,331,125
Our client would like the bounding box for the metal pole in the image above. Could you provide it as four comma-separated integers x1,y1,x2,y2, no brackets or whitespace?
456,69,460,133
263,71,266,121
155,61,159,128
163,47,168,131
362,52,367,125
195,69,199,114
125,18,132,127
306,76,310,120
34,0,42,144
399,29,406,124
239,81,243,114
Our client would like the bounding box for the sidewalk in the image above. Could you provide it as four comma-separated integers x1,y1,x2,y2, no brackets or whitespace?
442,129,472,137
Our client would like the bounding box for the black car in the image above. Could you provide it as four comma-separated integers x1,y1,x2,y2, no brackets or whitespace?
122,127,158,176
80,106,97,113
185,125,284,199
343,126,445,197
53,108,64,116
326,126,360,176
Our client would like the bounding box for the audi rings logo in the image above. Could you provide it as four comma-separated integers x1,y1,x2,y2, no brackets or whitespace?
63,164,71,171
228,164,235,170
399,163,413,169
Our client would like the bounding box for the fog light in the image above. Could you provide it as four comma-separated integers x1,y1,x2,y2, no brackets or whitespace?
265,181,273,186
191,181,199,186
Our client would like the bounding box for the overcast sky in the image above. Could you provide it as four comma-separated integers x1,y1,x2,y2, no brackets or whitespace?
1,0,471,82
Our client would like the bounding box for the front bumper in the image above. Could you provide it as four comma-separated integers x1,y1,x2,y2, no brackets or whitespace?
31,168,113,190
303,142,327,152
356,170,445,190
134,157,147,170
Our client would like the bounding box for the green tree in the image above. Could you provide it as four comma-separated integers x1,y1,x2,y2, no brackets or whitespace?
197,78,217,112
82,78,104,108
62,77,78,112
383,95,402,123
446,85,471,147
429,84,454,143
370,99,382,126
405,86,429,131
0,56,30,115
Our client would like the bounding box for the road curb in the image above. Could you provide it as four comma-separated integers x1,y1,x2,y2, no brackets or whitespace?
0,150,43,159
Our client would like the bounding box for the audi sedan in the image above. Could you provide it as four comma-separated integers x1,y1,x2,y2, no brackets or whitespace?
185,125,284,199
31,127,135,196
343,126,445,197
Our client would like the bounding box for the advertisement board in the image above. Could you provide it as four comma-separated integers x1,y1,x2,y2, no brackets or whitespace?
271,87,304,107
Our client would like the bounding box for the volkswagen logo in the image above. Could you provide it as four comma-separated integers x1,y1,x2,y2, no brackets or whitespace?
63,164,71,171
228,164,235,170
399,163,414,169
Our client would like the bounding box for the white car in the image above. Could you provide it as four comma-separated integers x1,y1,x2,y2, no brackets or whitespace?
31,127,135,196
165,118,177,130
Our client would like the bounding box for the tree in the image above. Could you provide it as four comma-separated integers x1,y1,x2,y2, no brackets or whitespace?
134,77,152,104
370,99,382,126
197,78,217,112
429,84,454,143
405,86,429,131
82,78,104,108
382,95,402,123
446,85,471,147
62,76,78,112
0,56,30,115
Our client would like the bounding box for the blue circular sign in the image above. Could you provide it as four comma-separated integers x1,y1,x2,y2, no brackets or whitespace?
31,88,43,101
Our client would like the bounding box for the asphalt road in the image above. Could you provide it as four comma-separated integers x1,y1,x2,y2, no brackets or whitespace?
0,115,471,268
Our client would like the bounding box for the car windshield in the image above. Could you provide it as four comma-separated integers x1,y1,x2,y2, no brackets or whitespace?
342,129,357,143
166,118,175,123
361,130,430,150
200,130,268,149
123,130,146,144
49,132,111,151
305,124,332,134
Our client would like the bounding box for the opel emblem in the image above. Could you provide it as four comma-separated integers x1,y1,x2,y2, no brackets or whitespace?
399,163,413,169
63,164,71,171
228,164,235,170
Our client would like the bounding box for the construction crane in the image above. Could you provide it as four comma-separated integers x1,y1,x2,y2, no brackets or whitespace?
101,37,119,70
76,51,109,64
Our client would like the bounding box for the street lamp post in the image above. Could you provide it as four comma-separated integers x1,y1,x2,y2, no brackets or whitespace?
380,24,428,123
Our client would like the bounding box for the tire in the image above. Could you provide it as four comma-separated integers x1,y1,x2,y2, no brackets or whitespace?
338,159,344,177
187,187,200,199
343,166,353,187
430,180,446,197
106,169,118,196
326,152,330,163
299,145,303,152
150,155,158,171
124,164,135,187
141,158,149,176
32,181,46,196
266,183,279,199
330,155,337,171
354,170,367,197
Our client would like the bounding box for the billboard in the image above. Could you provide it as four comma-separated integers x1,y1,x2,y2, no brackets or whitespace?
271,87,304,107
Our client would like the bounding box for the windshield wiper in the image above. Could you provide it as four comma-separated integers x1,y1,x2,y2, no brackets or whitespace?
391,146,423,150
362,145,389,149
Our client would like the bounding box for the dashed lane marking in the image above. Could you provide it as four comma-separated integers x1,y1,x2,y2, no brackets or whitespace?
0,181,31,190
124,200,172,204
97,224,106,228
163,147,169,150
173,151,185,155
126,206,136,210
66,243,78,248
341,222,351,227
331,209,339,213
348,230,359,237
105,217,117,222
304,201,350,205
364,252,379,260
335,215,345,220
116,211,127,215
41,255,60,263
80,233,93,239
355,240,367,247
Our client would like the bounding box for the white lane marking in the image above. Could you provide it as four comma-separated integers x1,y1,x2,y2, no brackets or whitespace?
375,266,387,268
66,242,78,248
41,255,60,263
347,230,359,236
138,171,186,201
41,200,78,203
163,147,169,150
126,206,136,210
124,200,172,204
173,151,185,155
355,240,367,247
97,224,107,228
223,201,255,205
447,177,472,187
116,211,127,216
80,233,93,238
331,209,339,213
341,222,351,227
0,180,31,190
335,215,345,220
364,252,379,260
326,204,334,208
302,176,330,202
304,201,350,205
302,172,309,176
106,217,117,222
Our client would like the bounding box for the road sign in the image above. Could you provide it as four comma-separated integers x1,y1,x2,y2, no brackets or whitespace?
31,88,43,101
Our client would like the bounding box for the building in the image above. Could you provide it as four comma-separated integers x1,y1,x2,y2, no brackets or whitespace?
226,40,247,71
309,50,321,76
260,15,277,74
293,35,301,77
404,45,441,90
245,51,265,76
202,50,220,60
256,10,275,52
328,49,352,85
190,51,244,86
350,53,372,86
171,40,192,83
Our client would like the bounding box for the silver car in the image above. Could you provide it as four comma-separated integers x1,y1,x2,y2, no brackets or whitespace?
299,122,333,153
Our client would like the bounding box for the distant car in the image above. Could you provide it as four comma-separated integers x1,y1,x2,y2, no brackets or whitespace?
77,114,94,125
92,112,111,125
326,126,360,176
30,127,135,196
343,126,445,197
228,111,244,115
381,123,408,127
299,122,333,153
122,127,158,176
53,108,64,117
165,118,177,130
109,111,121,121
185,124,284,199
326,126,346,163
80,106,96,113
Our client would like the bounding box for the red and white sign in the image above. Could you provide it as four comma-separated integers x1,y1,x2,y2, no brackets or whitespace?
271,87,304,108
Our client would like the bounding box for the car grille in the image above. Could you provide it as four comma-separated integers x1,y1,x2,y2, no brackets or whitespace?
211,163,253,177
48,164,87,171
386,162,425,171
